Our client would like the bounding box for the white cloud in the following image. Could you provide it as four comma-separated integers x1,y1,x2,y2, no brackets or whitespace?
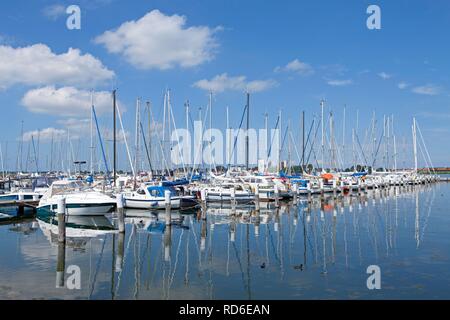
193,73,277,93
57,118,130,143
0,44,114,89
95,9,220,70
326,79,353,86
412,84,441,96
275,59,314,75
42,4,66,20
398,82,409,89
22,128,66,142
378,72,392,80
21,86,115,117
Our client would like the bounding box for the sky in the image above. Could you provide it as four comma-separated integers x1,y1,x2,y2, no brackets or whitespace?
1,0,450,172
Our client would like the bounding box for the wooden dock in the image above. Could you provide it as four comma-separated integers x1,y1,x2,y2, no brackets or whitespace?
0,199,39,208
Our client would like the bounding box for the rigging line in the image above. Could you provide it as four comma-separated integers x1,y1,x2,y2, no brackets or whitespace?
355,131,369,168
169,103,188,176
305,118,321,169
169,228,185,288
416,122,435,173
139,121,153,172
266,115,280,162
227,104,248,168
190,103,210,177
116,102,135,177
115,224,136,297
301,118,315,166
371,131,385,168
88,235,107,299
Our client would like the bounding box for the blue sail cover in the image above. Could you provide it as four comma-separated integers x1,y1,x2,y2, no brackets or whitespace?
161,178,189,187
352,172,368,177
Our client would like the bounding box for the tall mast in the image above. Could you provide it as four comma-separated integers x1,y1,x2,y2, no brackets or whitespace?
20,120,24,173
135,98,141,179
302,110,305,171
278,109,282,172
226,105,230,167
50,132,54,172
113,89,117,185
209,91,213,172
245,92,250,170
412,117,418,172
265,112,269,166
321,100,325,172
90,91,94,175
147,101,152,175
342,105,346,169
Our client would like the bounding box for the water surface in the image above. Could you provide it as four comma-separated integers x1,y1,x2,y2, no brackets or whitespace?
1,183,449,300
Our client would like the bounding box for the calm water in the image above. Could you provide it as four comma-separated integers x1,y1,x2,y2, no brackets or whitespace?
1,183,450,300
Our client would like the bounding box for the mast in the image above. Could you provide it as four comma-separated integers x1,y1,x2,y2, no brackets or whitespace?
278,109,282,172
412,117,418,172
302,110,305,171
265,112,269,168
245,92,250,170
342,105,346,169
50,132,54,173
321,100,325,172
113,89,117,186
20,120,24,173
134,98,141,181
226,106,230,168
90,91,94,175
146,101,152,175
209,91,213,173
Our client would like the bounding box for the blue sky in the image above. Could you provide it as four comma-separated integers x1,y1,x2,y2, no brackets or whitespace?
1,0,450,171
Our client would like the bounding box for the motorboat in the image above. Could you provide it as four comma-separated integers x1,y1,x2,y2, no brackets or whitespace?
37,180,116,216
122,183,198,210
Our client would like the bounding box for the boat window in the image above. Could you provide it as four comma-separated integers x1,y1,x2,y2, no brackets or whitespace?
137,189,146,195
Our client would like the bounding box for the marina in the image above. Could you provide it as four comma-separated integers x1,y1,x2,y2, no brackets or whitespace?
0,181,449,299
1,1,450,304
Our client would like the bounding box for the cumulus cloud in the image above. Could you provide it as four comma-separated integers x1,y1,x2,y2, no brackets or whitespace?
22,128,66,142
275,59,314,75
193,73,277,93
57,118,130,143
0,44,114,89
21,86,115,117
326,79,353,86
95,10,221,70
42,4,66,20
411,84,441,96
378,72,392,80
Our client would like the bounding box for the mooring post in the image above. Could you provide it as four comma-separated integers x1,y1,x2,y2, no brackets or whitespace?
200,219,207,252
164,223,172,262
57,197,66,243
165,190,172,226
56,241,66,288
116,193,125,233
115,232,125,272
